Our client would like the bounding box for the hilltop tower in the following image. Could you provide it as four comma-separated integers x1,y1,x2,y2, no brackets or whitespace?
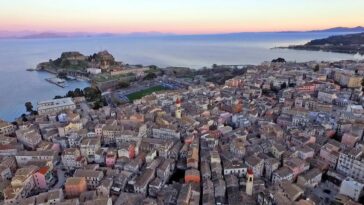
175,97,182,119
246,168,254,196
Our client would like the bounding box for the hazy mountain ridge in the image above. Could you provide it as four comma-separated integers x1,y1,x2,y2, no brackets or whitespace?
1,26,363,39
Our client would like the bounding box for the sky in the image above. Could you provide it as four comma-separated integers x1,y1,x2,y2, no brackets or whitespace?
0,0,363,34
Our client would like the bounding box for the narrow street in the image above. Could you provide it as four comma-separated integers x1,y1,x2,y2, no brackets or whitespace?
53,169,66,189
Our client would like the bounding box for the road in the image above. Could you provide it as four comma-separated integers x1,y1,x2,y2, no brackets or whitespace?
53,169,66,189
104,93,117,108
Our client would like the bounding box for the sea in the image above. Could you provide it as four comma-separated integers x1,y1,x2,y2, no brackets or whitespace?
0,32,363,121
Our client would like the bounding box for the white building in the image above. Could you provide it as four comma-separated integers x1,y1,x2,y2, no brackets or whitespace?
80,138,101,158
339,177,364,202
272,167,294,184
62,148,87,170
297,168,322,188
16,127,42,150
86,68,102,75
223,160,247,177
347,105,364,116
37,97,76,115
152,128,180,140
336,149,364,182
74,169,104,189
15,150,58,166
0,119,16,136
317,91,337,104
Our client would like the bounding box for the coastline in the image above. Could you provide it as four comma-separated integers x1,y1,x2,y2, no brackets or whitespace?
276,32,364,56
278,46,364,56
0,33,361,122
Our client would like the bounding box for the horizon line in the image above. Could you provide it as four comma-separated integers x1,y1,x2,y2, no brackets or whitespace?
1,26,364,37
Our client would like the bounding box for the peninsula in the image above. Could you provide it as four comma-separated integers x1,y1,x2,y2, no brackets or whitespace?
37,50,122,77
285,32,364,55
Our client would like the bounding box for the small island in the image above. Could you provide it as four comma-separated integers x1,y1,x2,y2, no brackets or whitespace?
284,32,364,55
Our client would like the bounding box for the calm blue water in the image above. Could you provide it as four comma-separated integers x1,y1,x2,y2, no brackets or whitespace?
0,32,362,121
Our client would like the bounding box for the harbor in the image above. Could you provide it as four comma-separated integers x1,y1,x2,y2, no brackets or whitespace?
45,77,67,88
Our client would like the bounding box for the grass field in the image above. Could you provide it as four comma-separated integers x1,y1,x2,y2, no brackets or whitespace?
126,85,166,101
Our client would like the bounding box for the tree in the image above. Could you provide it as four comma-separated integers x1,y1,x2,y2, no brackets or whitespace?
73,88,84,97
118,81,130,89
60,59,71,68
25,102,33,113
272,58,286,63
313,64,320,72
93,99,106,110
57,71,67,79
280,82,287,90
21,114,28,122
143,73,157,80
66,90,75,98
84,87,101,101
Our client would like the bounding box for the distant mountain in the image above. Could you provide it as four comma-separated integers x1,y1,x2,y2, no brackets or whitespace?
20,32,69,39
1,26,363,39
309,26,364,33
0,30,38,38
286,32,364,55
122,32,175,37
0,31,170,39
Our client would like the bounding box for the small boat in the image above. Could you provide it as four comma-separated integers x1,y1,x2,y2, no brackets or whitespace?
26,68,36,71
66,75,76,80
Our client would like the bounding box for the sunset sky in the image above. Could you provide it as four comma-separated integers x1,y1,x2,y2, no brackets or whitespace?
1,0,363,34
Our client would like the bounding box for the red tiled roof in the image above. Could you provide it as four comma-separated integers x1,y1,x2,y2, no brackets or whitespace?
38,166,49,175
247,168,254,175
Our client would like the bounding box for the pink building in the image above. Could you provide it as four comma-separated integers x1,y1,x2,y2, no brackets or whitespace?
51,143,61,154
106,152,117,167
296,83,316,93
128,145,135,159
319,142,340,169
284,157,310,179
34,166,54,190
218,112,232,125
341,133,359,148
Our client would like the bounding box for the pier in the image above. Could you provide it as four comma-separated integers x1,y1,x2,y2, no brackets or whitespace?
45,78,67,88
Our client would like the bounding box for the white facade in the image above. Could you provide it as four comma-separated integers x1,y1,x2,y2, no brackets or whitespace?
86,68,102,75
37,97,76,115
15,150,57,166
336,150,364,182
0,120,16,135
339,177,364,201
317,91,337,104
152,128,180,139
